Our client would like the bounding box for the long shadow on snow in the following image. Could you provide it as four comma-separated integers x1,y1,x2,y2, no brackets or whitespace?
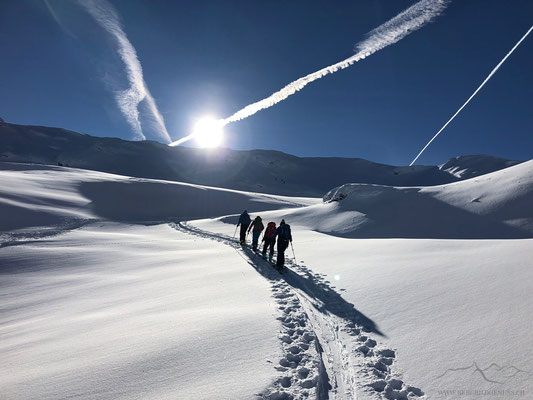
178,222,384,337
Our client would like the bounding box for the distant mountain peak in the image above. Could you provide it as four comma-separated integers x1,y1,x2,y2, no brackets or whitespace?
439,154,523,179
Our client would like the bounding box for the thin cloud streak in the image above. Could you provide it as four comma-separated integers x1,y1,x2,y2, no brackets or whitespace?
169,0,450,146
79,0,171,142
410,25,533,165
44,0,78,39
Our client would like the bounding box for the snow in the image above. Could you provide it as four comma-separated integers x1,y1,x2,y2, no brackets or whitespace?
0,162,319,399
192,219,533,399
0,162,316,237
1,159,533,400
190,161,533,399
272,159,533,239
439,155,523,179
1,223,281,399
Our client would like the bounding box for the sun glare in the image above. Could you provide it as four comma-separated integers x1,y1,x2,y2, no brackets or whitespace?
192,117,224,148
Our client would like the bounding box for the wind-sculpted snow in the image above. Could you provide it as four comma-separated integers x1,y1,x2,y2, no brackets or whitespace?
0,162,315,237
256,160,533,239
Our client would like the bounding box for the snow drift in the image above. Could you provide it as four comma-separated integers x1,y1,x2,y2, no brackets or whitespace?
224,160,533,239
0,162,315,235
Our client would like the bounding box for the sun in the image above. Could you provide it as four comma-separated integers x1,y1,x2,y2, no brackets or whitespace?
192,117,224,148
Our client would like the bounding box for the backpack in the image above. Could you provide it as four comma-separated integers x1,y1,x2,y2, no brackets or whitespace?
239,212,251,225
264,222,276,239
253,218,264,232
279,224,291,241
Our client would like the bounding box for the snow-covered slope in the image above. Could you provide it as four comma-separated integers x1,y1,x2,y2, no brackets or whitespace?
1,223,283,400
439,155,522,179
190,161,533,398
231,160,533,239
192,218,533,400
1,120,522,196
2,158,532,400
0,164,323,399
0,162,316,236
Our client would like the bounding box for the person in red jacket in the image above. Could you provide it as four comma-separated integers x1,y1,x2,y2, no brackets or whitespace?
272,219,292,269
262,221,277,261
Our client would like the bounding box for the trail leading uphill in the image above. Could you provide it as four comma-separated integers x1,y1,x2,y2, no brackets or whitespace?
174,222,426,400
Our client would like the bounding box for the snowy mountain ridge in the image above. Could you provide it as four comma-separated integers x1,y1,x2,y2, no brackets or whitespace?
438,154,522,179
0,120,523,196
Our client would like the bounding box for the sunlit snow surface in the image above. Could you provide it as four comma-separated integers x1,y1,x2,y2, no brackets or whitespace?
1,223,281,399
191,161,533,399
191,221,533,399
1,160,533,399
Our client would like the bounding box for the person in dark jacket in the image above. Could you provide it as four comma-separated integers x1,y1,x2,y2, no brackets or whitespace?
247,216,264,251
262,221,277,260
272,219,292,268
237,210,251,245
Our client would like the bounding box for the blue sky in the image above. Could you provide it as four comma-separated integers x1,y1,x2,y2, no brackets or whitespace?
0,0,531,165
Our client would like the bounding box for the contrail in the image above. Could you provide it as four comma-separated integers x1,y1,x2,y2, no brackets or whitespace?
410,25,533,166
78,0,171,143
169,0,450,147
44,0,78,39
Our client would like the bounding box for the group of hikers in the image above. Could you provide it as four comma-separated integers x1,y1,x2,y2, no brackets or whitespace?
236,210,293,269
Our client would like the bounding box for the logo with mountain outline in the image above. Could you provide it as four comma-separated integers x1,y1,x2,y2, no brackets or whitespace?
437,361,531,384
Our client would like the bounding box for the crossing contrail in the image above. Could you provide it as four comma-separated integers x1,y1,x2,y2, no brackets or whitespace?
410,25,533,166
79,0,171,143
170,0,450,147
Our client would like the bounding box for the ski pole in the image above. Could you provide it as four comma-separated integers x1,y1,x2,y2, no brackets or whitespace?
233,225,238,239
291,242,296,262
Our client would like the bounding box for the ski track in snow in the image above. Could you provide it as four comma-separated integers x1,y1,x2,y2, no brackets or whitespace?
172,221,426,400
0,218,94,248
